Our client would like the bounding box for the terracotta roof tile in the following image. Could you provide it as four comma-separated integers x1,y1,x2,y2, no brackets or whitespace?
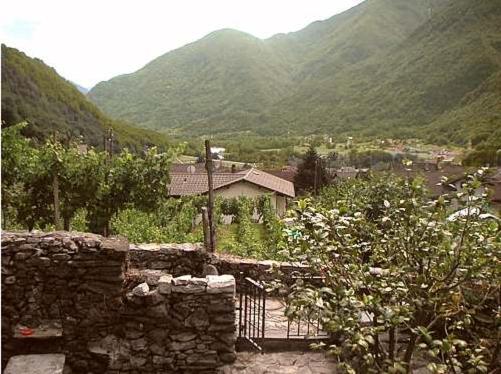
168,168,295,197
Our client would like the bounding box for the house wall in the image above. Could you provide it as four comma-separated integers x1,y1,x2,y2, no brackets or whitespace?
215,181,288,217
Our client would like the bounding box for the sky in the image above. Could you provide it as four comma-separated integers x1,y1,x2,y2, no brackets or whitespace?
1,0,364,89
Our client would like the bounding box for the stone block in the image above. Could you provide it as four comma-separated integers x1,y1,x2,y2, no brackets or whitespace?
150,260,170,269
171,340,197,351
130,355,147,368
130,338,147,351
147,303,168,318
141,269,167,286
132,282,149,296
172,275,192,285
144,289,164,305
52,253,71,261
101,237,129,252
171,332,197,342
14,253,31,261
172,276,207,294
185,308,210,329
206,275,235,294
158,275,173,295
4,354,65,374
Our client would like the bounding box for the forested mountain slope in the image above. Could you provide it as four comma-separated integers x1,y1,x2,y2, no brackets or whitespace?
1,45,171,150
88,0,500,148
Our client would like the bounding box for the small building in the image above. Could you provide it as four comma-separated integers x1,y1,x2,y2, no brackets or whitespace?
168,167,295,217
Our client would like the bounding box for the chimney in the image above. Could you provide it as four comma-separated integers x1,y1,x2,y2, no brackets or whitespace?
231,164,236,173
436,156,443,170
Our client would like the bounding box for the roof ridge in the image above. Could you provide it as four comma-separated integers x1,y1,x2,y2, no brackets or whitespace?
243,168,254,179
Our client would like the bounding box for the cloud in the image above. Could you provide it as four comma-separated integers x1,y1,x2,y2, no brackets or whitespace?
0,0,363,89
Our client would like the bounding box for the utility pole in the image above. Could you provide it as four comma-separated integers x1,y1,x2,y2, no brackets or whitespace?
314,158,319,196
102,128,114,236
52,132,62,231
205,140,216,252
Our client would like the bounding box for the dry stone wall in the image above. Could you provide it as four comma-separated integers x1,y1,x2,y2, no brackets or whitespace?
127,243,313,289
94,272,236,372
1,231,128,372
1,232,236,374
128,243,210,276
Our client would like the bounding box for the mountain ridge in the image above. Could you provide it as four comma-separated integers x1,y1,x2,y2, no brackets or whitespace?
88,0,500,147
1,44,172,151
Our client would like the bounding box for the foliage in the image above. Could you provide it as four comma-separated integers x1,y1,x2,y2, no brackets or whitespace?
283,172,500,373
111,197,204,243
325,150,414,170
294,146,330,195
1,44,171,151
1,125,178,234
86,146,176,234
257,194,285,258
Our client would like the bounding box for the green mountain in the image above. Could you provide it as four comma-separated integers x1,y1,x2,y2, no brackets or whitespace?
267,0,501,143
88,0,501,147
1,44,171,150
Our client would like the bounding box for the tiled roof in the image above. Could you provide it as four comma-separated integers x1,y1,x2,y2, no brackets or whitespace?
389,164,467,197
168,168,295,197
263,167,297,183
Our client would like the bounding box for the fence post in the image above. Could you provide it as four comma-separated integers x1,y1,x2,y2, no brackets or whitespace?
201,207,210,251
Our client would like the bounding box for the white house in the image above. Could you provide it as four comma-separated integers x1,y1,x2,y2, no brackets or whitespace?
168,167,295,217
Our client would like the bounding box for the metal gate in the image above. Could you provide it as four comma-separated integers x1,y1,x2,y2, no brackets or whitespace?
238,277,266,351
237,276,330,352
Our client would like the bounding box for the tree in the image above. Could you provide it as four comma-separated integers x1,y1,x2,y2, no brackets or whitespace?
87,146,176,235
283,172,500,373
2,125,177,234
58,146,105,230
1,124,53,230
294,146,329,195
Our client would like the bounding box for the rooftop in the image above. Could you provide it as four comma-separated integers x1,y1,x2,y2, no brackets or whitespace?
168,168,295,198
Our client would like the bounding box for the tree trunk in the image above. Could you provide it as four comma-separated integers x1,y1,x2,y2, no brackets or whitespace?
389,327,396,361
404,333,418,373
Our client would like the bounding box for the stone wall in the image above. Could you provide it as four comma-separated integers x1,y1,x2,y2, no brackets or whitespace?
2,232,236,373
210,255,314,291
91,271,236,372
1,231,128,372
127,243,313,289
128,243,210,276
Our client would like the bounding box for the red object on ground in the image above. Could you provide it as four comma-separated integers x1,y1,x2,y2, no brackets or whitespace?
19,327,33,336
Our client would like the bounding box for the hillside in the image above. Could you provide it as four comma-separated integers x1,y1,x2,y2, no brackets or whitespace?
268,0,501,142
88,0,501,147
1,45,171,151
89,0,435,134
90,29,294,133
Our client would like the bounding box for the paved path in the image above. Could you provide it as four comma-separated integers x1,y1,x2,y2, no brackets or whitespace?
219,351,337,374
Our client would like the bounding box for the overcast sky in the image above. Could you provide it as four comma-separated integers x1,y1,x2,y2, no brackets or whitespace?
1,0,363,89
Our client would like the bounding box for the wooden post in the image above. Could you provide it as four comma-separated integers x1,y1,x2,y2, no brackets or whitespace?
201,207,210,250
205,140,216,252
53,173,62,230
51,132,62,231
314,158,318,196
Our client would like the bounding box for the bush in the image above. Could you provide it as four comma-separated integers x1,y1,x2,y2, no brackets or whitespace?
284,171,500,373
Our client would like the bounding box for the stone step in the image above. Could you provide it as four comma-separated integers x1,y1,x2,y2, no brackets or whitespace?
10,321,64,356
14,320,63,340
4,354,65,374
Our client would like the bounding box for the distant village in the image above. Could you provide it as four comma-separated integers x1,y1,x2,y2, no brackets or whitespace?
169,142,501,216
